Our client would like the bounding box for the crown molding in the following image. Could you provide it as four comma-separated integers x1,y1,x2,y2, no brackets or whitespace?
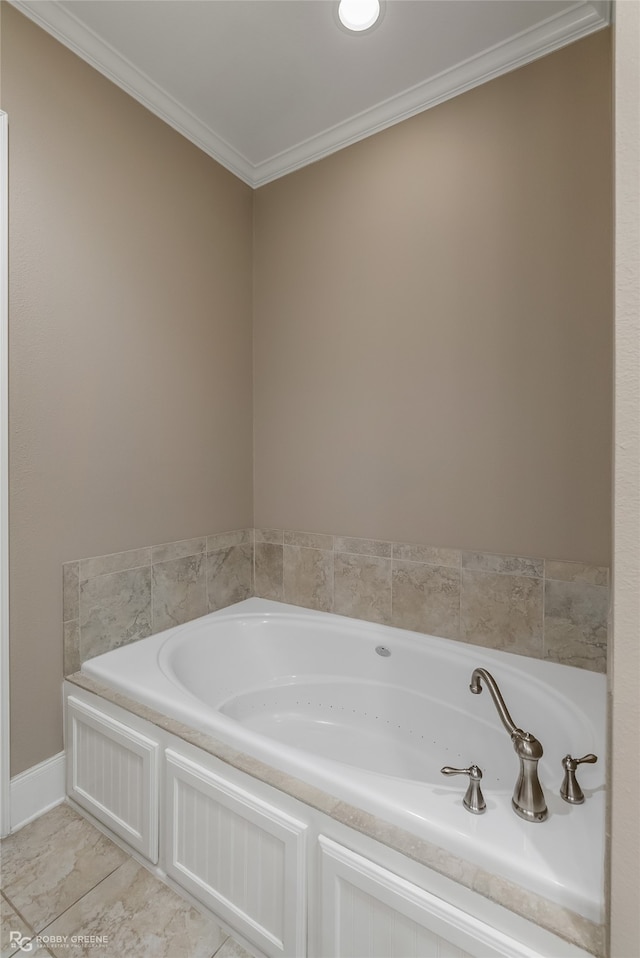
9,0,610,189
8,0,256,186
252,1,611,186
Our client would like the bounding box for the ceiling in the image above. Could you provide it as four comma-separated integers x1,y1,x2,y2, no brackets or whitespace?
10,0,610,187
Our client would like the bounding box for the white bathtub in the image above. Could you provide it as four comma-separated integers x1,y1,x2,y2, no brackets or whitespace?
81,597,606,923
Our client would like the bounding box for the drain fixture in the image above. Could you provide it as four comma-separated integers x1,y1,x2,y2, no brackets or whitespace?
375,645,391,657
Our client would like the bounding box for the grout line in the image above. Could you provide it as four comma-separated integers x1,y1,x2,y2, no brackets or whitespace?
388,554,459,570
282,542,333,553
206,542,211,613
330,544,335,613
150,556,155,635
209,937,231,958
251,529,255,598
1,888,38,942
542,563,546,660
333,549,393,560
29,859,127,938
457,566,544,580
79,562,151,584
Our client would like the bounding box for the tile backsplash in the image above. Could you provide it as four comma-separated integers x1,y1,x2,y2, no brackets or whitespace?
63,530,253,674
64,528,609,675
254,531,609,673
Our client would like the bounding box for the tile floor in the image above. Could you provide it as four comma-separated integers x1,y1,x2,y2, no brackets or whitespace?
0,803,255,958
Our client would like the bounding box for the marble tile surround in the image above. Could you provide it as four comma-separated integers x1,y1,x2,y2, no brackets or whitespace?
64,528,609,674
64,531,253,673
254,531,609,673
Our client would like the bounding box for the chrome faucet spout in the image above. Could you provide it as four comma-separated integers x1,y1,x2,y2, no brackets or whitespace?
469,668,519,737
470,667,548,822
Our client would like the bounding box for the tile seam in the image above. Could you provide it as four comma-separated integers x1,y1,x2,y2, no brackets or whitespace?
27,859,127,938
79,563,152,585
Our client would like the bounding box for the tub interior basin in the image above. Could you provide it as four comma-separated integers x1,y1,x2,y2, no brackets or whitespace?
154,607,599,790
219,678,534,786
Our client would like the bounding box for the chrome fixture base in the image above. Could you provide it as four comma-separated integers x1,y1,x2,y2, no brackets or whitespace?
511,799,548,823
470,668,548,822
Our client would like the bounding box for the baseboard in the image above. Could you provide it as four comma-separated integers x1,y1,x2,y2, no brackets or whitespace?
10,751,66,832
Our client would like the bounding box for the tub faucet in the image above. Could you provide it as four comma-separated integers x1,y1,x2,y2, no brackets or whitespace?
470,668,548,822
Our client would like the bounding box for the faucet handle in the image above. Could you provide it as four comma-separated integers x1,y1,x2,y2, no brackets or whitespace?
441,765,486,814
560,753,598,804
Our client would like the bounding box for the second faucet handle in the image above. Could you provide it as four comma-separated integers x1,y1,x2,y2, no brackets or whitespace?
441,764,486,814
560,753,598,804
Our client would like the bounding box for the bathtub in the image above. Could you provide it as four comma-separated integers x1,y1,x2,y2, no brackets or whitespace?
81,597,606,924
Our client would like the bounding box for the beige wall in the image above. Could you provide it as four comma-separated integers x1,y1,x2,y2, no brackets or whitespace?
254,30,612,566
1,6,632,949
1,6,254,774
610,3,640,955
1,8,613,779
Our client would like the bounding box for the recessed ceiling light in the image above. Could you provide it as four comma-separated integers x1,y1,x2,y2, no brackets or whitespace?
338,0,381,33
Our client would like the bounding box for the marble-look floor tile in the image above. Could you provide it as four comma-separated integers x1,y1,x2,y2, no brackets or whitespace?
213,936,257,958
0,804,128,933
1,892,34,958
43,858,227,958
